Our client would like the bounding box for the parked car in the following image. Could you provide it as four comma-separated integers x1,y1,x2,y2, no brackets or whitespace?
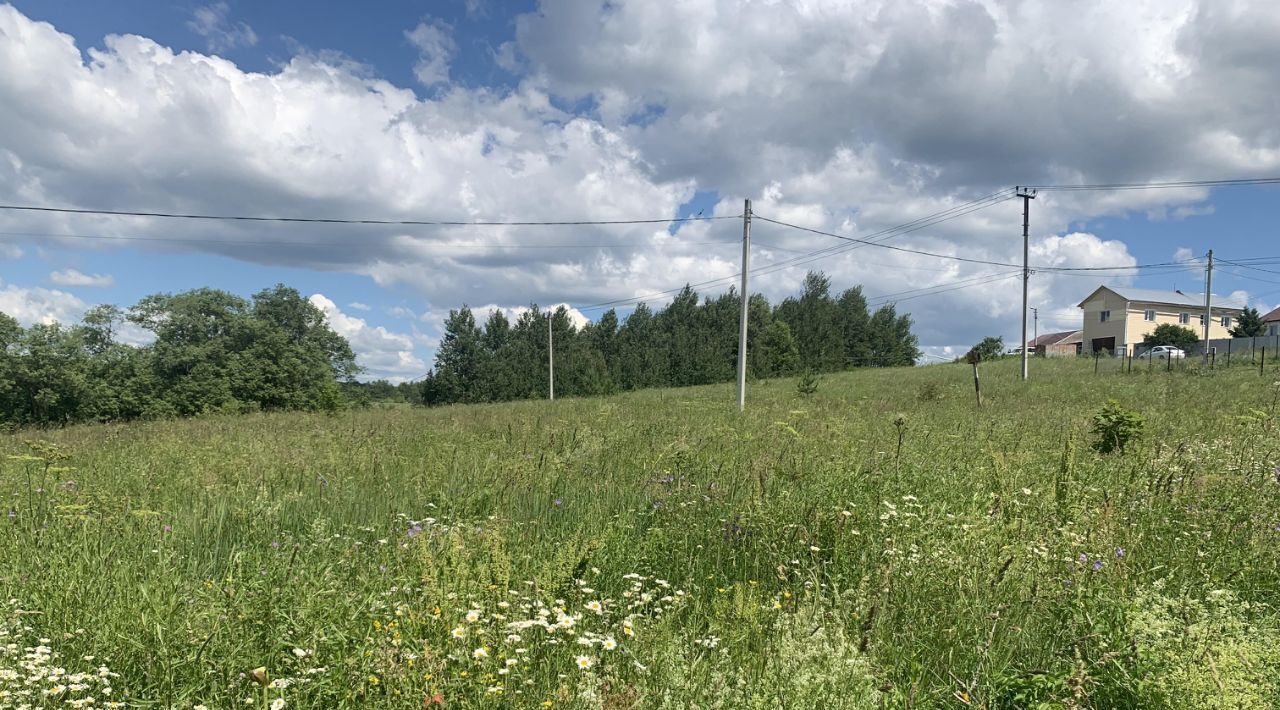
1137,345,1186,360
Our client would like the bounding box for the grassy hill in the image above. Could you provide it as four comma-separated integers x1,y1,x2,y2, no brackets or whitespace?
3,357,1280,708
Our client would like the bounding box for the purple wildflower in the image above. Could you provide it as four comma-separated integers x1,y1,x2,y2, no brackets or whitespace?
379,564,388,574
162,524,173,533
1092,559,1104,572
651,500,663,510
270,540,281,550
407,524,423,538
553,498,562,507
62,480,76,491
1274,523,1280,533
1078,553,1089,564
1115,548,1125,558
317,475,330,488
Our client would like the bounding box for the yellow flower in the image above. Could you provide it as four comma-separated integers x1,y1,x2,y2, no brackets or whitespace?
542,702,554,708
367,675,380,686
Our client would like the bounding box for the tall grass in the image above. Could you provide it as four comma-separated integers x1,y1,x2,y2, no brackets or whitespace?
2,357,1279,708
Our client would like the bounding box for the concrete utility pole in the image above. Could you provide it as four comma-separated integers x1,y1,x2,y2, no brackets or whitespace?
1203,249,1213,364
548,311,555,401
1031,307,1039,355
736,199,752,413
1016,187,1037,380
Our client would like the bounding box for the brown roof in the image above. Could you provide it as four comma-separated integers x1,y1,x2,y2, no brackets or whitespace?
1263,306,1280,323
1028,330,1080,348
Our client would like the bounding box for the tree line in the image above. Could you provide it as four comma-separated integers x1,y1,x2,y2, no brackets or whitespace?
0,285,357,427
421,271,920,406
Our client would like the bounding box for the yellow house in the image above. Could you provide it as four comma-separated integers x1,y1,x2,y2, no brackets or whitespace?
1076,286,1245,355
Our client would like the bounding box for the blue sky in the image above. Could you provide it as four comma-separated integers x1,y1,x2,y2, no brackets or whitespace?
2,0,1279,379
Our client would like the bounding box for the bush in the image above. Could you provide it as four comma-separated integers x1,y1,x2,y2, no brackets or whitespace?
1090,399,1144,453
796,369,819,396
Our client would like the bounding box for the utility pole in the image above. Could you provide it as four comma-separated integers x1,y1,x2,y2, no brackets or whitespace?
548,311,555,401
736,199,752,413
1031,307,1039,356
1016,187,1037,380
1202,249,1213,364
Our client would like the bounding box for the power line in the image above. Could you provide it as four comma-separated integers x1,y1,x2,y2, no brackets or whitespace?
0,203,740,227
754,214,1197,272
0,229,738,251
1026,177,1280,192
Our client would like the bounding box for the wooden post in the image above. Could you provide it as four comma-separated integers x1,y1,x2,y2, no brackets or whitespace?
1094,351,1100,375
1227,338,1232,367
1262,347,1267,377
966,350,982,408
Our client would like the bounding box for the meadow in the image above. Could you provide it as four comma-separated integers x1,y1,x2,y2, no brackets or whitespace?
2,356,1279,708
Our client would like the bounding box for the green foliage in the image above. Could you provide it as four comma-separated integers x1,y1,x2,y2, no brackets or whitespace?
0,283,359,426
1230,306,1267,338
1090,399,1145,453
421,271,921,406
2,357,1279,706
971,335,1004,361
1127,587,1280,708
1142,323,1200,350
796,369,820,396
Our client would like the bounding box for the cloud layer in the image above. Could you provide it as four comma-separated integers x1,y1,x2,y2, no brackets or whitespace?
1,1,1278,365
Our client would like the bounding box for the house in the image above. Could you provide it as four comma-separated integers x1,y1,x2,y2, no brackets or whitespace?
1028,330,1083,357
1076,286,1246,355
1264,306,1280,337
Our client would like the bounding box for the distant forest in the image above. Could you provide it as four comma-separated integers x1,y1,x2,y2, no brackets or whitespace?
0,285,358,427
420,271,919,406
0,272,918,426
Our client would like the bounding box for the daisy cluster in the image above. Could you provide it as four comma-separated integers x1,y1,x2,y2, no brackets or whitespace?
0,601,123,709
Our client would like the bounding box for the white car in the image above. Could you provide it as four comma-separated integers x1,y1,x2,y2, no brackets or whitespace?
1138,345,1186,360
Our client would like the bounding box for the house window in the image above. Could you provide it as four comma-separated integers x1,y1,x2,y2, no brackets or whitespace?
1221,316,1232,328
1199,314,1207,326
1143,309,1155,321
1179,313,1190,324
1099,310,1111,323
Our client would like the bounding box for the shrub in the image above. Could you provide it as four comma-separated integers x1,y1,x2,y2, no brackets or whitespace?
1090,399,1144,453
796,369,819,396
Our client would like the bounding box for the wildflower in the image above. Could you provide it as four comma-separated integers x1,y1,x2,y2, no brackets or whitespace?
553,498,562,507
472,647,489,660
407,524,423,538
194,705,210,710
451,626,467,639
575,656,593,670
368,675,380,685
270,540,280,550
809,545,820,552
585,600,603,614
1092,559,1104,572
162,524,173,533
505,658,518,667
602,638,617,651
465,610,482,623
1115,548,1125,559
271,699,286,710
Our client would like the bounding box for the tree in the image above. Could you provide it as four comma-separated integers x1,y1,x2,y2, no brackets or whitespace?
1142,323,1200,351
1229,307,1267,338
971,336,1005,362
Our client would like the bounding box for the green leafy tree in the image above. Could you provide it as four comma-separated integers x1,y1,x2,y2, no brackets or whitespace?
1229,307,1267,338
971,336,1005,362
1141,323,1200,351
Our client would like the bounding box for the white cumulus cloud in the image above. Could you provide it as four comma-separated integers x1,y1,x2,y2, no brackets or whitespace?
309,294,426,382
187,2,258,52
49,268,114,287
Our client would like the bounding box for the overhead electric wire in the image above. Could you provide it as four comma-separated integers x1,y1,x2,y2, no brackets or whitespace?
754,214,1199,272
0,203,740,227
1216,258,1280,276
578,192,1018,312
1025,177,1280,192
0,229,738,251
866,272,1024,308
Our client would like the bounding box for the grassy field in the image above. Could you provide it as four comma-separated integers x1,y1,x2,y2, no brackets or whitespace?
3,357,1280,708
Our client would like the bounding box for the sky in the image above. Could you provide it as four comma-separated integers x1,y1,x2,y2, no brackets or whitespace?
2,0,1279,380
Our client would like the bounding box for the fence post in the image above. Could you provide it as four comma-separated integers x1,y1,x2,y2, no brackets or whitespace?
1227,338,1232,367
1263,347,1267,377
1094,351,1100,375
1167,352,1172,372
